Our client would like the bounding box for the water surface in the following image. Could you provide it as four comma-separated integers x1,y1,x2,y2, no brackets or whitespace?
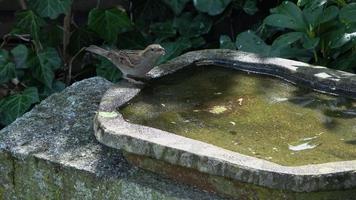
120,66,356,166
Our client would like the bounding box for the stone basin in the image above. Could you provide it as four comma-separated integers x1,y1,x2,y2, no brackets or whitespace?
94,50,356,199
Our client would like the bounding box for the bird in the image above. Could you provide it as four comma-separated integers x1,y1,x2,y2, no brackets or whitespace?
86,44,166,84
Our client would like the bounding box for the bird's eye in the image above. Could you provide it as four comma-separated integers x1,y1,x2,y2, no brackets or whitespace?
150,48,154,51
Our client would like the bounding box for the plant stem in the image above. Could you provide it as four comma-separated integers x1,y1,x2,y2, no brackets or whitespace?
67,47,85,85
63,7,72,85
18,0,27,10
313,50,318,63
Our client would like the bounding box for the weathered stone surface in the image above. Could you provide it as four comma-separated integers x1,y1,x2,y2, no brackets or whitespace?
0,77,226,200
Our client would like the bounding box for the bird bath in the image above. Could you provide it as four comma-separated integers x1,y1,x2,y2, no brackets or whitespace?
94,50,356,199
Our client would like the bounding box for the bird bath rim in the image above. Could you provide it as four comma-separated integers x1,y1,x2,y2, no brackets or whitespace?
93,49,356,193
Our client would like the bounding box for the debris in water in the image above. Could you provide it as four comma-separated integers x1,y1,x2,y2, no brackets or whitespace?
209,106,227,114
288,142,319,151
238,98,243,106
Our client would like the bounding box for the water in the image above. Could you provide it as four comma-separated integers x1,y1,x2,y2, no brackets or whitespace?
120,66,356,166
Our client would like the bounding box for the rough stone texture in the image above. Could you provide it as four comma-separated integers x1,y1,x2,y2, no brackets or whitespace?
94,50,356,198
0,77,226,200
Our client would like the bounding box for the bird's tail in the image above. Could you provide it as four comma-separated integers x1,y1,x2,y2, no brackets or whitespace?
86,45,110,57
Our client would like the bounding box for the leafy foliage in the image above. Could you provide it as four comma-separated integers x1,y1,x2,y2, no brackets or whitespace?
0,87,39,125
88,8,133,43
1,0,356,127
235,1,356,69
28,0,72,19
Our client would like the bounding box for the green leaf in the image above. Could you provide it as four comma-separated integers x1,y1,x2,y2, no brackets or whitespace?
0,62,16,84
41,80,66,98
162,0,190,15
193,0,232,15
270,46,311,60
117,31,147,49
329,31,356,49
243,0,258,15
268,1,306,31
150,21,177,41
13,10,46,42
0,87,39,125
302,35,320,49
28,0,72,19
88,8,133,43
158,37,192,64
272,32,304,48
0,49,9,65
95,57,122,83
174,13,213,38
235,31,271,56
11,44,28,69
340,3,356,23
320,6,339,24
303,6,323,28
264,14,305,31
134,0,171,26
190,37,206,48
29,48,61,88
297,0,327,9
219,35,236,49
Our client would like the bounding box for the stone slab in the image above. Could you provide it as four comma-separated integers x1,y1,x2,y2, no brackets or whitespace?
0,77,226,200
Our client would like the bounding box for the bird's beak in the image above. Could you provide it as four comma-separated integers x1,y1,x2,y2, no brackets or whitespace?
160,48,166,55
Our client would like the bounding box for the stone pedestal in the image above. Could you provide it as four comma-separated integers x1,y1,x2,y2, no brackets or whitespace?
0,77,225,200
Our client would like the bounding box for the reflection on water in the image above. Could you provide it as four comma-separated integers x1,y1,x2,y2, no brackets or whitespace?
120,66,356,166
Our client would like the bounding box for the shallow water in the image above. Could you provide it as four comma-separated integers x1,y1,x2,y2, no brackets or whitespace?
120,66,356,166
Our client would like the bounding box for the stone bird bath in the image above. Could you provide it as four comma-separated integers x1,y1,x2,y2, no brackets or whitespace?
94,49,356,199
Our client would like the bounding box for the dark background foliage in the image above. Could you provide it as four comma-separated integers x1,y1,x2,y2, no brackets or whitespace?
0,0,356,128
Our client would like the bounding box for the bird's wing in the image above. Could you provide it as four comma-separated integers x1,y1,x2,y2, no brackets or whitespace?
111,50,142,68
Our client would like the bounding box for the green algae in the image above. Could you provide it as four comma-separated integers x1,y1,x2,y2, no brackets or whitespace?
120,66,356,166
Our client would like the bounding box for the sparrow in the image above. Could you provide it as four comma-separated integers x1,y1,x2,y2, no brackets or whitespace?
86,44,166,84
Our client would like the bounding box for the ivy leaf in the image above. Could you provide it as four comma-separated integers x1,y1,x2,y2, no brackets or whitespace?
134,0,171,27
340,3,356,23
162,0,190,15
219,35,236,49
28,0,72,19
190,37,206,48
150,21,177,41
29,48,61,88
95,57,122,83
193,0,232,16
41,80,66,98
13,10,46,42
174,13,213,38
0,87,39,125
243,0,258,15
236,31,271,56
11,44,28,69
117,31,147,49
158,37,192,64
88,8,133,43
0,49,9,65
0,62,16,84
